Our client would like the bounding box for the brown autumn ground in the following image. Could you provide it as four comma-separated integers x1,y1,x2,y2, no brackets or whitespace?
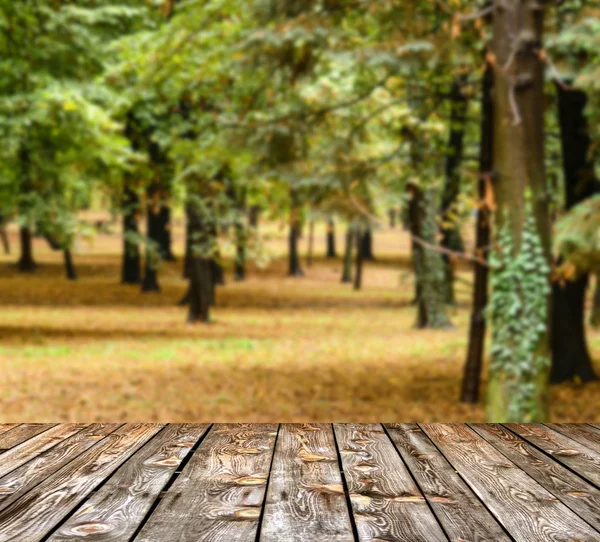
0,214,599,423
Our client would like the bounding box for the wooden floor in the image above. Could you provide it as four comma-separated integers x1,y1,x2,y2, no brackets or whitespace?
0,424,599,541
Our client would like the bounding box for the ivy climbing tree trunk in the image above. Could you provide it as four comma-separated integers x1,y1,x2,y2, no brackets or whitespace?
341,223,354,283
461,59,494,404
409,184,452,329
326,219,337,258
440,74,468,305
121,185,141,284
487,0,552,422
552,83,599,383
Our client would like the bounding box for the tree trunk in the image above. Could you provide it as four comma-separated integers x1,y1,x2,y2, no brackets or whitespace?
341,224,354,283
361,227,374,261
551,83,599,382
158,203,175,261
18,225,36,272
326,219,337,258
389,209,396,229
235,218,246,281
354,227,364,291
63,249,77,280
307,220,315,267
410,185,452,329
122,186,141,284
591,275,600,328
0,216,9,254
183,218,192,279
249,205,260,229
440,75,468,305
461,60,494,404
487,0,552,422
288,193,304,277
141,190,162,292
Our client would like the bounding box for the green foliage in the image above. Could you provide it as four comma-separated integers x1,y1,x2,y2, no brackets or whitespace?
488,211,551,422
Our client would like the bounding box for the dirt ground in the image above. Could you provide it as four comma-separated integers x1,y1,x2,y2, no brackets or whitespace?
1,217,599,422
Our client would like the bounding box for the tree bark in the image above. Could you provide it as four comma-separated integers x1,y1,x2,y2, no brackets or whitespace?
63,249,77,280
288,192,304,277
487,0,552,422
354,227,364,291
0,215,9,254
591,275,600,328
326,219,337,258
141,188,162,292
551,83,599,382
440,75,468,305
409,185,452,329
341,224,354,283
307,220,315,267
361,226,374,261
158,202,175,261
18,225,36,272
121,186,141,284
461,60,494,404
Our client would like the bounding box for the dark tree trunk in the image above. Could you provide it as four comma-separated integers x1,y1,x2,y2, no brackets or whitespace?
235,220,246,281
361,227,374,261
409,185,451,329
307,220,315,267
440,75,468,306
326,219,337,258
158,203,175,261
389,209,396,229
341,224,354,283
551,83,600,382
183,219,192,279
591,275,600,328
0,216,9,254
354,227,364,291
122,187,141,284
288,194,304,277
141,190,162,292
18,225,36,272
461,61,494,404
63,249,77,280
186,201,213,323
249,205,260,229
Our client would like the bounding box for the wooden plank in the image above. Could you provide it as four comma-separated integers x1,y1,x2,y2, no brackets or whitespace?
547,423,600,452
507,423,600,487
0,425,18,437
135,423,278,542
334,423,446,542
0,423,163,542
0,424,56,451
48,424,210,542
422,423,600,542
0,424,86,480
260,424,354,542
385,423,510,541
0,424,121,513
471,423,600,531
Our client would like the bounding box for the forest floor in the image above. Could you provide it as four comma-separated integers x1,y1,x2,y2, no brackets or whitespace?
0,216,599,422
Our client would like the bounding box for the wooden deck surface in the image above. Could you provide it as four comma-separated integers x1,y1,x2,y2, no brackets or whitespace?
0,423,599,541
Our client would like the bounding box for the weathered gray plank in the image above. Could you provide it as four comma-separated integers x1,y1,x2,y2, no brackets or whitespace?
547,423,600,452
260,424,353,542
0,424,162,542
472,423,600,531
422,423,599,542
334,423,447,542
0,424,86,480
0,424,56,451
0,424,121,513
385,423,510,542
134,423,278,542
48,424,210,542
507,423,600,487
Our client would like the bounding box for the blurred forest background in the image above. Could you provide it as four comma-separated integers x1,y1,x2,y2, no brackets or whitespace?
1,0,600,423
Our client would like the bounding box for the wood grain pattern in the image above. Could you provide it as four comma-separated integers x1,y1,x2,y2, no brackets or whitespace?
547,423,600,451
0,425,17,437
507,423,600,487
48,424,210,542
422,423,600,542
0,424,121,514
0,424,85,480
134,423,278,542
334,423,447,542
0,424,56,451
472,423,600,531
260,424,353,542
0,424,162,542
385,423,510,542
